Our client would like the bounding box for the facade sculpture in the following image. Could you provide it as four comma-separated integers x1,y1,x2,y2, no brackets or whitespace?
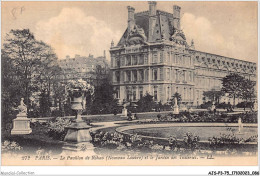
110,2,257,106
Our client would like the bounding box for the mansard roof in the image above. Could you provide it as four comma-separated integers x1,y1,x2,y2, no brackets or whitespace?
117,10,177,47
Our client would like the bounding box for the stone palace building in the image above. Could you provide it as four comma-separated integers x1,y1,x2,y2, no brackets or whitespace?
58,52,109,84
110,2,257,106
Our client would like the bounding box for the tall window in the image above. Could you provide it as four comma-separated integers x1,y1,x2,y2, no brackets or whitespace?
167,68,170,80
190,88,192,100
152,52,158,63
176,55,179,64
126,90,131,101
167,87,170,100
153,69,158,80
133,89,136,101
154,87,158,101
139,88,143,99
139,70,144,81
172,53,175,63
133,70,137,82
160,52,163,63
145,69,149,81
117,58,120,67
115,87,120,99
115,71,120,82
132,55,137,65
175,70,178,81
127,55,131,66
127,71,131,82
160,68,163,80
139,55,144,65
167,52,170,63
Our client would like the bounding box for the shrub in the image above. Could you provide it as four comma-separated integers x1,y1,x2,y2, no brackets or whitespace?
209,133,258,149
217,102,230,109
51,110,62,117
168,112,174,118
2,140,23,153
241,112,257,123
157,114,162,120
47,117,71,140
183,132,200,151
168,136,178,150
200,101,212,109
90,131,124,149
236,101,253,108
244,135,258,143
208,133,242,151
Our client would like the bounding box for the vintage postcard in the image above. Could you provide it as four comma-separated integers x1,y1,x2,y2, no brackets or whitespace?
1,0,258,169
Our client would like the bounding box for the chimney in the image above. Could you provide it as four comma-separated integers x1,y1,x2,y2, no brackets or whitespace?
173,5,181,30
149,1,157,16
75,54,80,59
89,54,93,58
66,55,70,59
148,1,157,42
103,50,106,58
111,40,114,48
127,6,135,34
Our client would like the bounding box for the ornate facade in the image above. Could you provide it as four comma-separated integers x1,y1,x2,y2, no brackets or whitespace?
110,2,257,106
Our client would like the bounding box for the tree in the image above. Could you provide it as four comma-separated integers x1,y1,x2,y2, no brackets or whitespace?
137,93,156,112
2,29,58,114
221,73,244,106
170,92,182,106
39,89,52,117
241,79,256,107
203,89,224,104
2,29,55,112
1,52,22,127
90,78,118,114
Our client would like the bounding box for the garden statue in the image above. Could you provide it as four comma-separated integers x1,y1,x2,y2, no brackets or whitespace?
173,97,179,114
17,98,27,115
238,117,243,134
63,79,95,152
122,103,128,117
11,98,32,135
210,101,216,112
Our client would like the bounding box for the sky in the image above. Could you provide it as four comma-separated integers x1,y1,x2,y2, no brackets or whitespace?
1,1,258,63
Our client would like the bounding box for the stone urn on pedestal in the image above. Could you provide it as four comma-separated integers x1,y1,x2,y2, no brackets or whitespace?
11,98,32,135
63,79,94,152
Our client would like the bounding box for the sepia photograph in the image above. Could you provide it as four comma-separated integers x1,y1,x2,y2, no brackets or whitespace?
1,0,258,171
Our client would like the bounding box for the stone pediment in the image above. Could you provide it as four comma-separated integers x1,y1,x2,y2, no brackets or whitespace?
171,29,187,46
126,25,147,46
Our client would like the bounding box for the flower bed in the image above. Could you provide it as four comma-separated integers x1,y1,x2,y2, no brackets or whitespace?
90,128,257,155
136,111,258,124
90,130,200,153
